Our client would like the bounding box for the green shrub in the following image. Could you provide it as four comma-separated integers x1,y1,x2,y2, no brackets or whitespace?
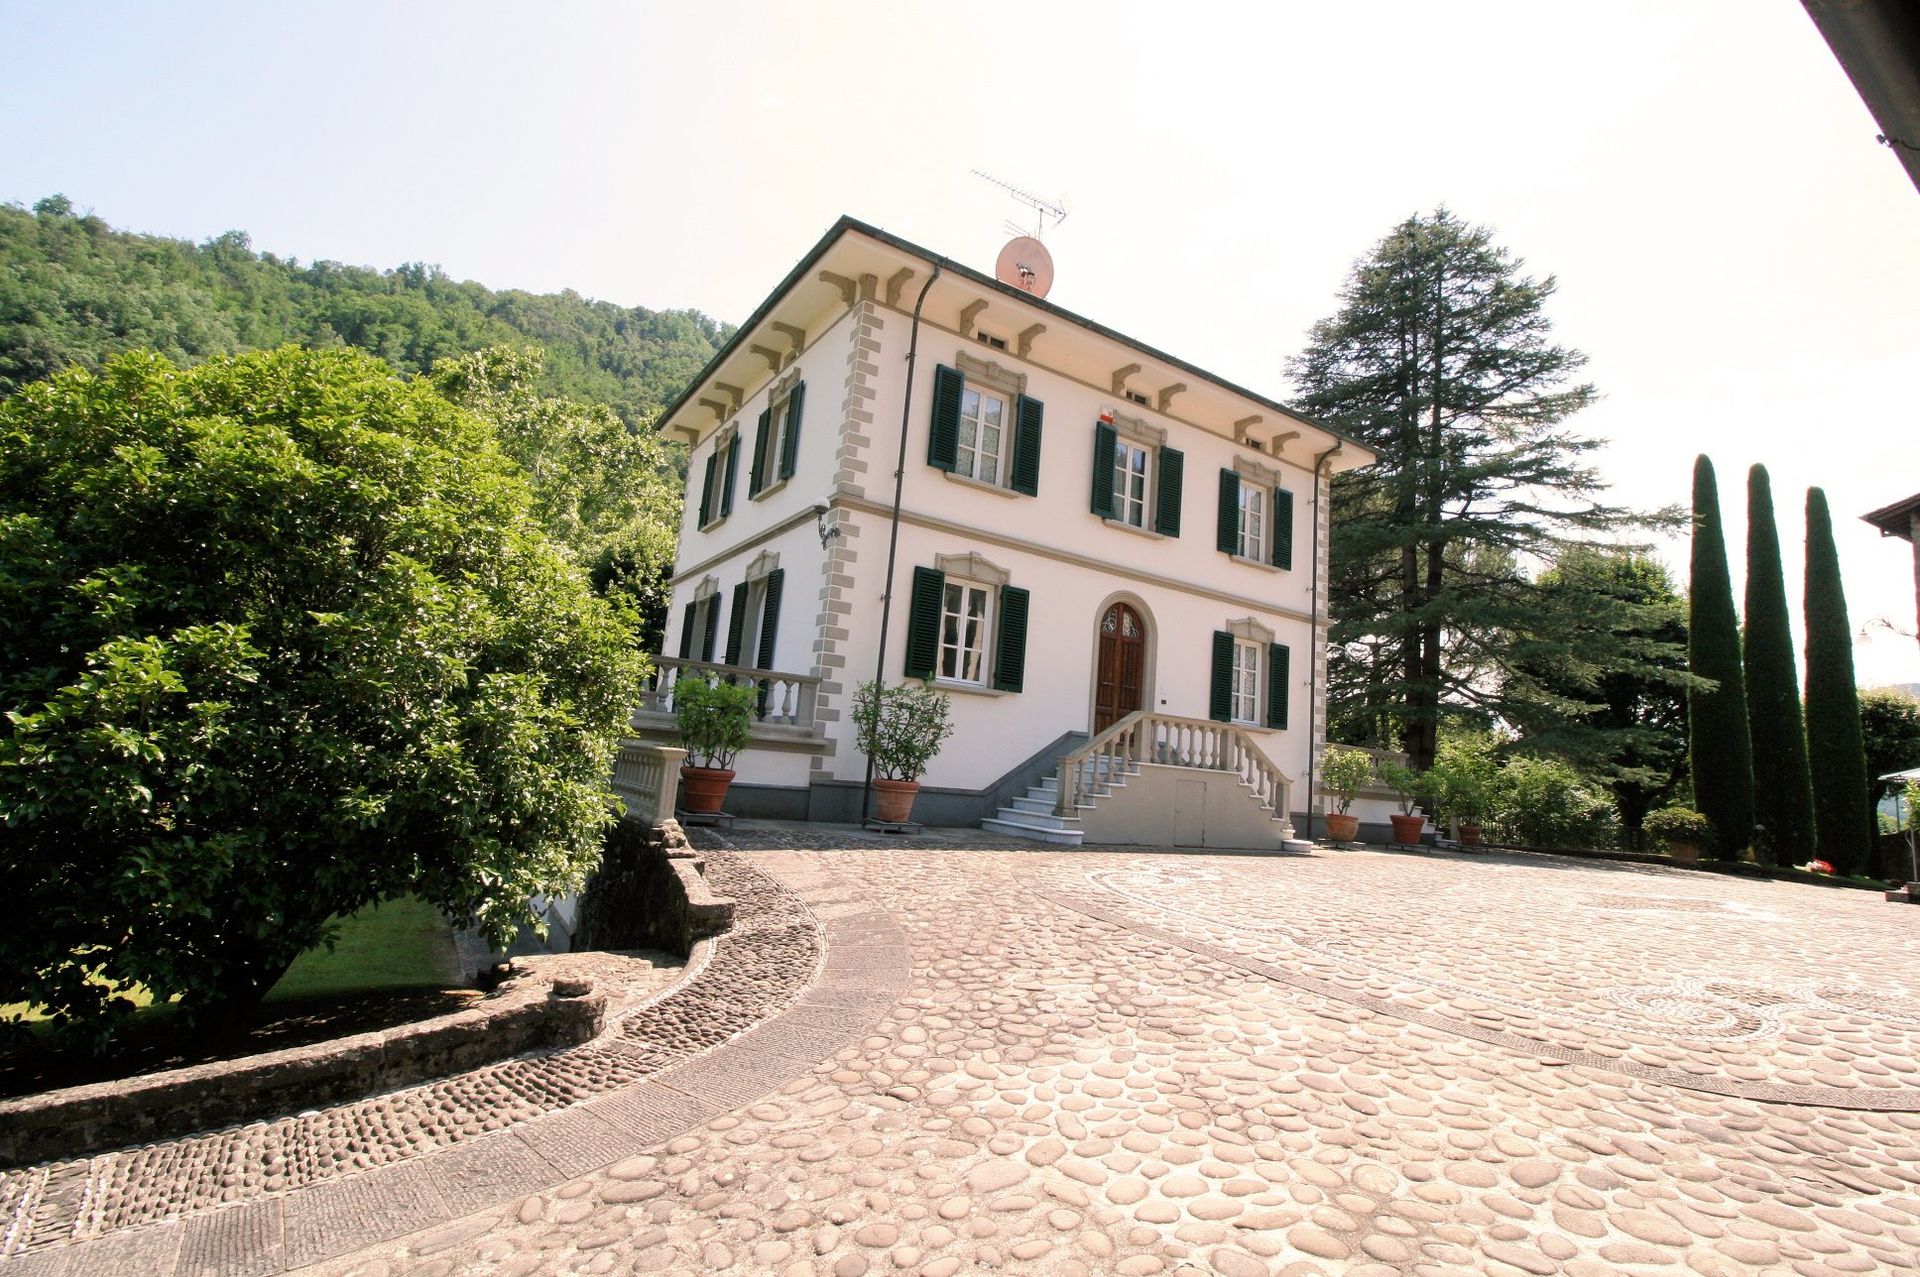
674,678,757,770
1643,806,1716,854
1426,733,1500,825
0,348,645,1048
1491,756,1617,849
1319,746,1374,815
852,681,954,782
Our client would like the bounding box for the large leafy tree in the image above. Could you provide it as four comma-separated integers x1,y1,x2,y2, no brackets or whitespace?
1504,549,1691,849
1290,208,1635,769
1688,455,1754,854
1804,487,1873,873
1742,464,1813,865
0,348,646,1047
430,346,682,652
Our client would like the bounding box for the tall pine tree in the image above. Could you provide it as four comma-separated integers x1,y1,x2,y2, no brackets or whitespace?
1803,486,1874,874
1289,209,1635,769
1742,464,1813,865
1687,456,1753,853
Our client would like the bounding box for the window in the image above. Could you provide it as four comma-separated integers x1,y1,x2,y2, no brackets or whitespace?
1113,440,1149,527
956,386,1006,486
677,589,721,663
928,360,1044,496
1210,628,1290,729
724,564,786,671
1216,466,1294,569
1091,414,1184,537
904,558,1030,693
696,430,739,529
1230,639,1261,724
939,579,992,683
749,381,807,499
976,331,1008,351
1237,482,1265,560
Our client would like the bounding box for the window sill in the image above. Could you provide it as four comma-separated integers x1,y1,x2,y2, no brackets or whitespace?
1229,553,1285,574
698,517,727,533
940,471,1021,499
931,679,1010,698
1102,517,1165,540
1228,719,1278,734
750,476,790,503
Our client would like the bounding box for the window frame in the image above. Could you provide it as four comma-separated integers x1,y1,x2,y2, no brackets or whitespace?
1112,438,1151,528
1230,637,1262,725
955,384,1009,487
1237,481,1265,561
697,427,738,531
936,576,995,686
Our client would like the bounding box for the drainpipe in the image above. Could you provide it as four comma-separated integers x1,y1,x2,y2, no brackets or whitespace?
1302,442,1343,842
861,263,943,825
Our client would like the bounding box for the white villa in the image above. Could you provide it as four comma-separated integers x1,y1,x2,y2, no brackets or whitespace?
635,217,1376,848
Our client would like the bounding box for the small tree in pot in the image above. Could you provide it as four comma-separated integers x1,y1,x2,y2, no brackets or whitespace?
1320,746,1374,844
1643,806,1715,865
1375,760,1430,845
853,680,954,823
1427,734,1498,845
675,678,757,813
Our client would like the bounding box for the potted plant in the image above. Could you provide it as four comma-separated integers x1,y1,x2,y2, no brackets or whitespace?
853,680,954,823
675,677,757,813
1375,759,1429,846
1426,735,1497,847
1643,807,1715,864
1319,745,1373,843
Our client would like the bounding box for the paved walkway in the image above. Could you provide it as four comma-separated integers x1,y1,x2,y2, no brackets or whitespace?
5,826,1920,1275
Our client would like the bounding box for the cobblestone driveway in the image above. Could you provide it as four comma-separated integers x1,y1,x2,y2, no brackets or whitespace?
13,829,1920,1275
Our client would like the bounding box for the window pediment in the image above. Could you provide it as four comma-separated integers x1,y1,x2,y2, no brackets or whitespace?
934,551,1011,588
746,549,781,581
693,575,721,603
1226,616,1275,645
1106,409,1167,449
1233,455,1281,487
955,350,1027,399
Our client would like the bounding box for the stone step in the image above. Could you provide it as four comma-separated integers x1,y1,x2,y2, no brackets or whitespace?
992,805,1081,832
981,816,1086,846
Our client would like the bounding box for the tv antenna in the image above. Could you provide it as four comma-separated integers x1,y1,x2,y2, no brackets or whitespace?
971,169,1068,240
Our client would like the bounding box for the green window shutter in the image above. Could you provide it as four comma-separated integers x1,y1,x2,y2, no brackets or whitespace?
700,597,720,661
720,437,739,518
755,569,785,670
749,409,770,496
904,566,946,679
724,582,749,666
1209,631,1234,723
1272,486,1294,570
993,585,1031,692
698,452,716,526
1090,421,1118,518
678,601,696,659
1216,469,1240,554
1010,395,1044,496
928,365,963,471
1155,446,1184,537
779,382,805,480
1267,643,1290,729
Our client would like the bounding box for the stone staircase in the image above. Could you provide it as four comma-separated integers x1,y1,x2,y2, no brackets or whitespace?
980,762,1115,847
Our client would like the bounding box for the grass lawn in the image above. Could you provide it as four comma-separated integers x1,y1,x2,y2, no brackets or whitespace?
265,896,462,1004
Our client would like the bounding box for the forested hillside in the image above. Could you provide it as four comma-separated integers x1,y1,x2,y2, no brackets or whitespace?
0,196,728,429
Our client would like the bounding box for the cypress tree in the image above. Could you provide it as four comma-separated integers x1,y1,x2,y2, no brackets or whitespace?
1742,465,1814,866
1803,487,1874,874
1687,456,1753,853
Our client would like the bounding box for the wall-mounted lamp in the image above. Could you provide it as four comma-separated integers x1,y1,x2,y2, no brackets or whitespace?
814,504,840,548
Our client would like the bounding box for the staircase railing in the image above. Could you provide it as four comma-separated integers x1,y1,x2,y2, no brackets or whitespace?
1054,711,1294,821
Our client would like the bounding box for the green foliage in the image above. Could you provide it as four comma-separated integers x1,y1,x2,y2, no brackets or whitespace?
1742,464,1813,866
1489,755,1616,850
1373,759,1427,815
1505,548,1692,848
1687,456,1754,855
852,681,955,783
431,346,681,649
1861,688,1920,817
1290,208,1644,770
1643,807,1716,855
673,678,756,770
0,348,646,1049
1426,733,1500,826
1803,487,1873,875
0,198,726,431
1319,746,1375,814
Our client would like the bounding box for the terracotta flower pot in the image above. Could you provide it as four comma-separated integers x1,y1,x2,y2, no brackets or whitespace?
1667,840,1701,865
872,778,920,824
1389,812,1425,845
1458,821,1484,846
679,765,735,814
1324,812,1360,842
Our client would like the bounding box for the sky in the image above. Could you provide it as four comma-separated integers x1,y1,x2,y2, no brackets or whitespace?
5,0,1918,688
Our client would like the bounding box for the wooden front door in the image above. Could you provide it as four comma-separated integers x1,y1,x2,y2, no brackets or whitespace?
1094,603,1146,732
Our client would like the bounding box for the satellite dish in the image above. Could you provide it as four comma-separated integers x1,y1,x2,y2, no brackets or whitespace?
995,236,1054,299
